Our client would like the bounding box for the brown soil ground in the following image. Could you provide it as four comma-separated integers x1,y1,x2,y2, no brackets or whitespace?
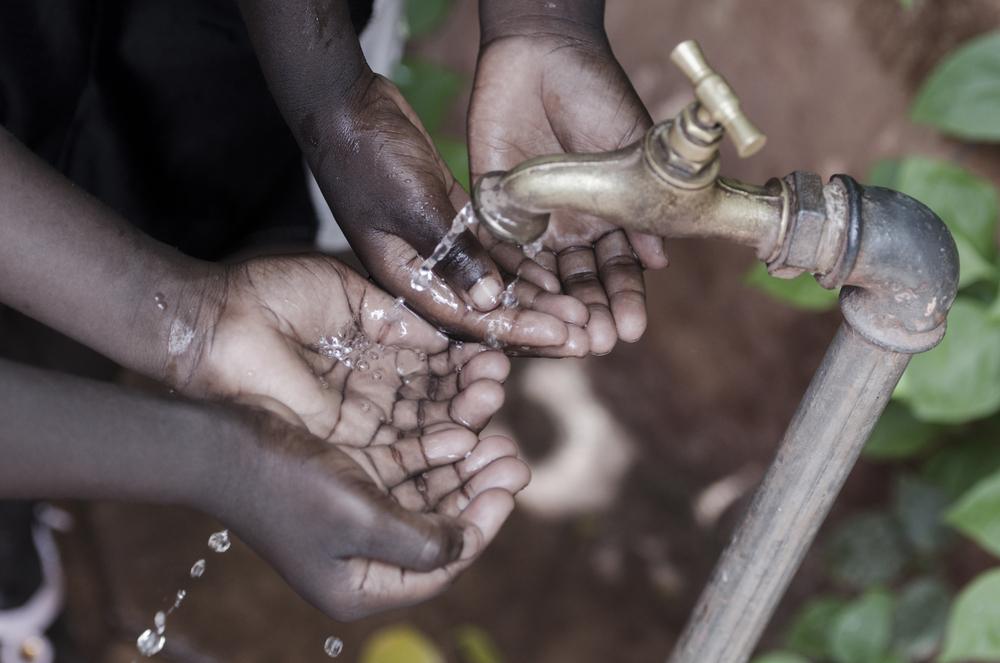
23,0,1000,661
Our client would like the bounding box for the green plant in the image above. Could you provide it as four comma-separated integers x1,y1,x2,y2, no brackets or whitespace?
394,0,471,191
751,29,1000,663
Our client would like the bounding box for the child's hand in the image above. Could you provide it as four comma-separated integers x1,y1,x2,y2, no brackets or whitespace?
224,408,527,619
181,254,535,436
469,22,670,355
302,78,590,356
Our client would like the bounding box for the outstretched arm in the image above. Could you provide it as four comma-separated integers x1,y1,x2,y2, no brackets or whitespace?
0,357,528,619
236,0,589,355
0,127,220,386
470,0,669,355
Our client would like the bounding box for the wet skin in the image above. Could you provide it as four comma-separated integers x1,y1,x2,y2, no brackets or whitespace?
239,0,672,356
0,127,528,617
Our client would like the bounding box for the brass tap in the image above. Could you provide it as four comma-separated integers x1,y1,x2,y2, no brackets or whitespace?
472,39,784,256
670,40,766,159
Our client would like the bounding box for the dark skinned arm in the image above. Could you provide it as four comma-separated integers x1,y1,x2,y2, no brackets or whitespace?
0,357,527,619
236,0,591,355
0,127,220,387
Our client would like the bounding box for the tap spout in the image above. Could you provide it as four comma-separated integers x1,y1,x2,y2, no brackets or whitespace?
473,130,786,260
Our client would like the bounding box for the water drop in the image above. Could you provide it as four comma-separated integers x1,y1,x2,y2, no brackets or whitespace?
356,359,369,372
137,629,165,657
207,530,231,553
361,401,371,413
173,590,187,609
318,376,330,390
324,636,344,657
190,559,206,578
523,238,544,259
153,292,167,311
372,370,384,381
154,611,166,632
500,279,519,308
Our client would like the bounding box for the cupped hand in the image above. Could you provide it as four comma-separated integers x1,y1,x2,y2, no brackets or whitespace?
224,403,528,620
319,76,588,355
469,32,669,354
183,254,530,437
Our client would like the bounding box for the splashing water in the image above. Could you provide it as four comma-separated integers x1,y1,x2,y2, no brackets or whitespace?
208,529,231,553
485,316,513,349
522,238,544,259
411,203,478,292
137,627,165,657
136,528,234,659
500,278,519,309
324,636,344,657
315,325,383,371
190,559,206,578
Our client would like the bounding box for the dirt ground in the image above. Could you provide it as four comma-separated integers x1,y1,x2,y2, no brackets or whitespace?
38,0,1000,661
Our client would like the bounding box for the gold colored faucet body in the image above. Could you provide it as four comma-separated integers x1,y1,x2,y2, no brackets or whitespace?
473,40,785,260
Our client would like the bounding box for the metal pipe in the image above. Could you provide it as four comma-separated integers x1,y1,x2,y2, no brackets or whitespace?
667,323,910,663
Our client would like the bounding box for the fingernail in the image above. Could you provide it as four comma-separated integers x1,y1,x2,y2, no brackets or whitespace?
469,276,503,311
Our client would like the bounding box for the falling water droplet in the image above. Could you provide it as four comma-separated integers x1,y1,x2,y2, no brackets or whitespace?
324,636,344,657
190,559,206,578
154,611,166,632
137,629,165,657
207,530,230,553
523,238,544,259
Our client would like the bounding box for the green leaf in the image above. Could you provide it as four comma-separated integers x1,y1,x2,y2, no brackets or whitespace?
893,473,954,556
434,137,470,192
406,0,453,37
946,466,1000,556
912,31,1000,141
863,402,942,460
829,589,894,663
893,576,951,660
786,597,845,658
455,626,504,663
867,157,999,287
953,233,999,289
394,58,463,135
895,298,1000,423
922,436,1000,501
938,569,1000,662
826,513,909,590
751,653,810,663
360,625,446,663
745,262,840,311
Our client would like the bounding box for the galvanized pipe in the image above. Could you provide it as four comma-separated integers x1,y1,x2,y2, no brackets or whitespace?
666,323,910,663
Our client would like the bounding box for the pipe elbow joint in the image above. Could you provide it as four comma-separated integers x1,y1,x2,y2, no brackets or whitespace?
835,178,959,353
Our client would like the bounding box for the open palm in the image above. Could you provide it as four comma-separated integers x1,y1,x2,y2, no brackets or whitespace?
184,255,529,617
469,34,669,354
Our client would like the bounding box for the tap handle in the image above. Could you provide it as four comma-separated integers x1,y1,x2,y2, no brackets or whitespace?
670,40,766,158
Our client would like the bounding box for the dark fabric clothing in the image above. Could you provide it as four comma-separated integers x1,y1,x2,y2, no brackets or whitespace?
0,0,373,629
0,0,373,259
